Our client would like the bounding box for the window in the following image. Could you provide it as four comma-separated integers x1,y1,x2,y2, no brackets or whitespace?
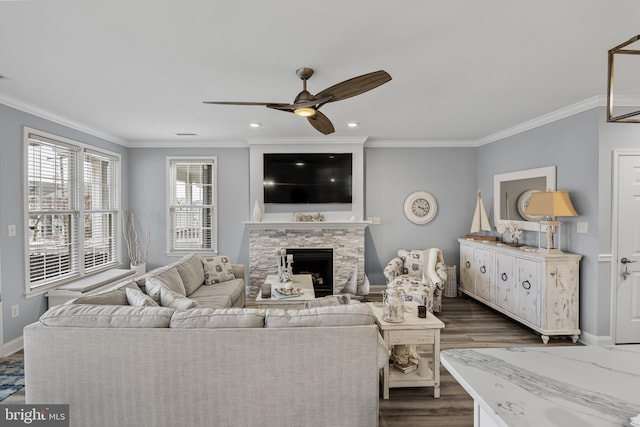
25,129,121,294
167,157,217,254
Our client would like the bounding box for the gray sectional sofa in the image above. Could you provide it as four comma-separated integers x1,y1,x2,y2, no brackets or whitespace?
66,252,246,310
24,303,387,427
23,253,387,426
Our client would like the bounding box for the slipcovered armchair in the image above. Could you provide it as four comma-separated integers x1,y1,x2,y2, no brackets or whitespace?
383,248,447,313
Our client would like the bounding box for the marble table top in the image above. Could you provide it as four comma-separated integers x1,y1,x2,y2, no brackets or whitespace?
441,345,640,427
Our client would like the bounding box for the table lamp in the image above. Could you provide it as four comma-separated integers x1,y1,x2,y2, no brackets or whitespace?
524,191,577,252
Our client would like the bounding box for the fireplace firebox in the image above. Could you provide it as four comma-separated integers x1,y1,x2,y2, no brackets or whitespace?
285,248,333,297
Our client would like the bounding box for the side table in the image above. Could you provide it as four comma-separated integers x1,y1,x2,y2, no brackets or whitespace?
369,303,445,399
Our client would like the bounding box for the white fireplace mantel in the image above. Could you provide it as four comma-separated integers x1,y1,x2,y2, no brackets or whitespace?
244,221,370,231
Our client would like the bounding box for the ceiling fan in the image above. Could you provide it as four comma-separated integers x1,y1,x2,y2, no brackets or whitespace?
203,68,391,135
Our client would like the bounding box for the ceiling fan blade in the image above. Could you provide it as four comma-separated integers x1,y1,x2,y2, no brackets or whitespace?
202,101,283,106
267,96,333,111
307,111,335,135
314,70,391,103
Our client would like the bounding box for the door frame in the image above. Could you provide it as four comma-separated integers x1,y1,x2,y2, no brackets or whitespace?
610,149,640,344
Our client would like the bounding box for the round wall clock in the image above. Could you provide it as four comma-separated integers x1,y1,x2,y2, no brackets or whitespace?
403,191,438,224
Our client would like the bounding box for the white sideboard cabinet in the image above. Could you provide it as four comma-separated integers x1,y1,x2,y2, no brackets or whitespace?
458,239,582,343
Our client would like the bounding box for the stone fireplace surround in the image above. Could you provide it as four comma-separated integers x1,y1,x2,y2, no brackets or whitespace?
246,222,367,299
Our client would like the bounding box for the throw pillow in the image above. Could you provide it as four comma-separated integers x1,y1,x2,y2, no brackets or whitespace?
202,256,235,285
160,287,198,310
145,268,187,302
398,249,425,277
339,265,358,295
126,287,159,307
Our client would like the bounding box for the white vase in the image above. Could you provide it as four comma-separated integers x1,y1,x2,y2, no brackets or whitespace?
253,200,262,222
131,262,146,277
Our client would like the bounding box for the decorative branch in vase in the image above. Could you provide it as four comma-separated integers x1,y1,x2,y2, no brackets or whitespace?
123,210,151,275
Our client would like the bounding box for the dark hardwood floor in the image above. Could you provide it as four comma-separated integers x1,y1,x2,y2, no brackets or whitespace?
378,294,579,427
3,294,579,426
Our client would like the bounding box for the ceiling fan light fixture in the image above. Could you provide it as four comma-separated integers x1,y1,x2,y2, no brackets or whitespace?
294,107,315,117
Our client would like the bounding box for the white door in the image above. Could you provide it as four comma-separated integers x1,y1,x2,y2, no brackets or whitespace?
615,154,640,344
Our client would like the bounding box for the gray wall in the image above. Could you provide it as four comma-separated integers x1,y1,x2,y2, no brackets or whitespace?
0,104,129,344
477,109,601,337
364,147,477,285
126,147,250,271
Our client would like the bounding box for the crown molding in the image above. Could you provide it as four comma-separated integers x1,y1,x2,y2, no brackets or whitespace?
477,96,604,146
246,136,368,146
127,139,248,149
365,139,477,148
0,93,127,146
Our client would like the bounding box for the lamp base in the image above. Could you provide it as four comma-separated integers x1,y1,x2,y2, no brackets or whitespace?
537,220,562,252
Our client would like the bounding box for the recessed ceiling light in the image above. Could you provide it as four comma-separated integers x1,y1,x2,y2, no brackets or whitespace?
250,123,261,128
347,122,359,128
175,133,197,136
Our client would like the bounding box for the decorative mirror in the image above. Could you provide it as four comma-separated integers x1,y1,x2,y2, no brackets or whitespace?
493,165,556,231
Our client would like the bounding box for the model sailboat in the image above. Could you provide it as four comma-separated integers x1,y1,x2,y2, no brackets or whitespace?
465,190,498,240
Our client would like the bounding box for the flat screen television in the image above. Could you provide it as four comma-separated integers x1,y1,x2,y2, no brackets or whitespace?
263,153,352,204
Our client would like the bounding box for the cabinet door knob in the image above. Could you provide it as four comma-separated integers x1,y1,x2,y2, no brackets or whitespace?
501,272,508,281
465,261,471,269
522,280,531,290
480,266,486,274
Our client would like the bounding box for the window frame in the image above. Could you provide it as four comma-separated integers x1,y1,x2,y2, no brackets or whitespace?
166,156,218,256
23,127,122,297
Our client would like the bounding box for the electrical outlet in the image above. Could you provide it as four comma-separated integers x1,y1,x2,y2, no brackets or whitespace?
11,305,19,318
8,224,16,237
577,222,588,234
373,217,381,225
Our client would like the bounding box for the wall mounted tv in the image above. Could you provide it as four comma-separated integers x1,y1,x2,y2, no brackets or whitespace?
263,153,352,204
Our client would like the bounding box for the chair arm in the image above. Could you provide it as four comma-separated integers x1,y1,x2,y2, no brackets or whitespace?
423,248,446,289
383,257,404,284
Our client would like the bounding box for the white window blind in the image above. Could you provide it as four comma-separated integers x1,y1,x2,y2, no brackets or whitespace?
167,158,217,254
27,135,80,286
83,150,119,272
25,130,121,293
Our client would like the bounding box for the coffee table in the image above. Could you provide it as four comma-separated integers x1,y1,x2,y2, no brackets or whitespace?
369,302,445,399
255,274,316,309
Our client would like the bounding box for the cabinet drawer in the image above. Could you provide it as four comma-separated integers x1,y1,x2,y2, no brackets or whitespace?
388,330,435,345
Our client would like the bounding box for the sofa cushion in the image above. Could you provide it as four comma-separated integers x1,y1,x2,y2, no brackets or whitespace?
202,256,235,285
145,267,186,302
175,252,205,296
71,281,142,306
189,278,244,307
160,287,198,310
304,294,351,309
265,304,375,328
39,304,174,328
170,308,265,328
125,287,159,307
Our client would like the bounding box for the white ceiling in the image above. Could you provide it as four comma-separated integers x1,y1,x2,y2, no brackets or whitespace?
1,0,639,146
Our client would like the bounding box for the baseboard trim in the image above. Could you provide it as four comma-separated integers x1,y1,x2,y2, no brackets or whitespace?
3,335,24,357
579,331,612,347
